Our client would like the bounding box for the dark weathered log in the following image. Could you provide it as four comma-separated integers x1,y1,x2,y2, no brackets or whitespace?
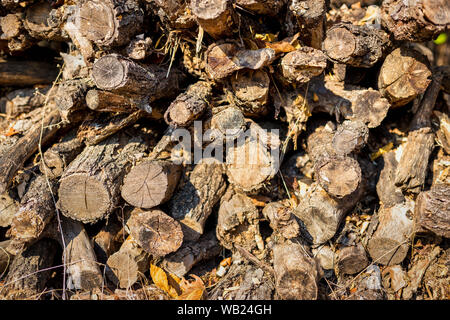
58,134,147,223
367,200,415,266
164,81,212,127
414,184,450,238
0,59,58,87
92,54,184,100
121,160,181,209
290,0,326,49
335,244,369,275
376,151,405,208
323,23,390,68
79,0,144,47
0,191,17,228
217,188,263,252
395,71,443,193
55,79,90,122
280,47,327,84
1,239,57,300
169,162,227,242
127,208,183,257
93,218,122,265
106,236,150,288
235,0,286,16
7,175,57,255
273,242,320,300
378,47,432,107
381,0,449,42
161,231,221,277
262,201,300,239
332,120,369,156
190,0,235,39
0,107,61,195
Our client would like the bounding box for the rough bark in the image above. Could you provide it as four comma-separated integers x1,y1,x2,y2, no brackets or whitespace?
190,0,235,39
86,89,147,113
58,134,147,223
4,87,49,119
168,162,227,241
55,78,90,122
0,240,12,276
127,208,183,257
280,47,327,84
376,151,405,208
152,0,196,29
290,0,325,49
262,201,300,239
24,1,66,41
0,191,18,228
0,13,34,53
121,160,181,209
0,59,58,87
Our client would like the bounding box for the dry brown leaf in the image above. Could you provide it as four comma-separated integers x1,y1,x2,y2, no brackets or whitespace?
150,263,181,298
177,275,206,300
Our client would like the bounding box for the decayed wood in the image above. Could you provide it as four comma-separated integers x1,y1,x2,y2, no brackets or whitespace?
58,134,147,223
235,0,286,16
0,240,12,276
376,151,405,208
414,184,450,238
0,107,61,195
127,208,183,257
335,244,369,275
152,0,195,29
106,236,150,288
1,239,57,299
210,106,246,139
332,120,369,156
280,47,327,84
216,188,262,252
262,201,300,239
0,59,58,87
7,175,57,255
93,218,122,265
121,160,181,209
164,81,212,127
367,200,415,266
79,0,144,47
55,79,90,122
323,23,390,68
24,1,65,41
395,70,443,193
378,47,432,107
169,162,227,241
161,231,221,278
290,0,325,49
381,0,450,42
0,191,18,228
273,242,320,300
190,0,235,39
0,13,34,52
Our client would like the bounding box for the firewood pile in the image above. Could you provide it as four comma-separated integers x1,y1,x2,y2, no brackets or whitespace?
0,0,449,300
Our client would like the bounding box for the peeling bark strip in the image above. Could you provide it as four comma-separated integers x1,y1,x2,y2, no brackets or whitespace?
378,47,431,108
169,162,226,241
164,81,212,127
106,236,150,288
121,160,181,209
92,54,183,100
367,200,415,266
7,176,57,255
190,0,235,39
415,184,450,238
161,231,221,278
290,0,326,49
323,23,390,68
58,134,147,223
235,0,286,16
127,208,183,257
280,47,327,84
79,0,144,47
0,108,61,195
273,242,319,300
0,59,58,87
381,0,450,42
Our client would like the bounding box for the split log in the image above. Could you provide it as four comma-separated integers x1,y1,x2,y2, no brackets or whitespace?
164,81,212,127
414,184,450,238
335,244,369,275
381,0,450,42
376,151,405,208
273,242,320,300
0,240,12,276
367,200,415,266
121,160,181,209
235,0,286,16
1,239,57,300
395,70,443,193
0,191,18,228
216,188,262,252
161,231,221,278
290,0,325,49
0,107,61,195
79,0,144,47
323,23,390,68
190,0,235,39
168,162,227,241
0,59,58,87
58,134,147,223
7,175,57,255
332,120,369,156
127,208,183,257
93,218,123,265
378,47,432,107
262,201,300,239
106,236,150,288
280,47,327,84
91,54,184,100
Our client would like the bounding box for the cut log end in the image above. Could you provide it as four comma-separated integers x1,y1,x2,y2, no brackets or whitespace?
92,55,126,90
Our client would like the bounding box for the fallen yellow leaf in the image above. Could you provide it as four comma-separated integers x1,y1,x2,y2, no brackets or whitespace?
177,275,206,300
150,263,181,298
